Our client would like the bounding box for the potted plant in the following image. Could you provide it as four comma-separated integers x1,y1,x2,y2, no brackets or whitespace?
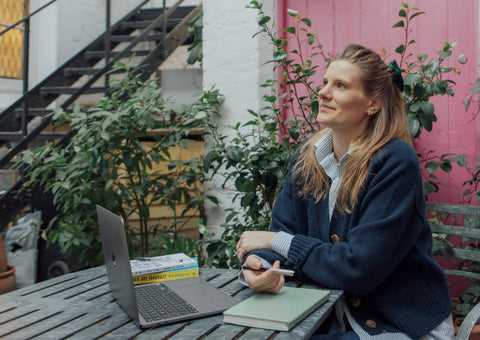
0,235,16,294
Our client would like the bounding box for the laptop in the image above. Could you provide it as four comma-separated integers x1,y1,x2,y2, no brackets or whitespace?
96,205,238,328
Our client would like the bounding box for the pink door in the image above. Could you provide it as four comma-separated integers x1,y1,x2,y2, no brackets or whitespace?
278,0,479,204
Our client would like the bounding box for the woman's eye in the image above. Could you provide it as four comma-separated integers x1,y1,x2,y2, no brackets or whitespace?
337,82,346,88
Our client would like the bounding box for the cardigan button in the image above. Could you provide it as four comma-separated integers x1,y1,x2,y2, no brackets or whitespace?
350,296,361,308
366,319,377,329
330,234,340,243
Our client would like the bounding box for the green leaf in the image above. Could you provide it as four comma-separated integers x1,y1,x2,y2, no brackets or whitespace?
409,101,422,112
421,101,435,116
395,44,405,54
440,162,452,173
403,73,423,85
284,26,296,34
287,9,298,17
249,1,261,9
393,20,405,28
258,16,271,26
438,49,452,59
423,181,439,194
418,54,428,62
425,161,440,174
301,18,312,27
311,100,319,114
409,12,425,20
399,9,407,17
407,114,421,137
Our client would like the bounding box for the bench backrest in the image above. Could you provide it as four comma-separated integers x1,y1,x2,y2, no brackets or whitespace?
426,202,480,281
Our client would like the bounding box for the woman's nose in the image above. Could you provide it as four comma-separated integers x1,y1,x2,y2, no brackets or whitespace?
319,84,330,99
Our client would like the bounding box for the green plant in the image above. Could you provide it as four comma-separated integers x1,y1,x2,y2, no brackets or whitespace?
16,63,222,266
186,9,203,66
390,2,470,196
460,79,480,204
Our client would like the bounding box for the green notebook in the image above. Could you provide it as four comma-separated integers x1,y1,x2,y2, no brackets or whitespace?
223,286,330,331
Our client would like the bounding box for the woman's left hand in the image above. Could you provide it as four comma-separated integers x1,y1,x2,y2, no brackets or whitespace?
242,255,285,293
236,231,277,261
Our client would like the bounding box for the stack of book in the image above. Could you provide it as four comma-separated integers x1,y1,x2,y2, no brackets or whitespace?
130,253,199,285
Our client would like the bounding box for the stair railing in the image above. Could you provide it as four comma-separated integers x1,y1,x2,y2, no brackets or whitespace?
0,0,57,140
0,0,168,140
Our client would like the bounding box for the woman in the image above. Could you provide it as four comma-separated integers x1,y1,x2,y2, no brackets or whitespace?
235,44,454,339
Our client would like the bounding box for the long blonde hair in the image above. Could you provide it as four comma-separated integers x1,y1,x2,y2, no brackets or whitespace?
292,44,409,213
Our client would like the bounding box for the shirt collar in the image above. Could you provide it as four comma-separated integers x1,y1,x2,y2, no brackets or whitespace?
313,130,352,179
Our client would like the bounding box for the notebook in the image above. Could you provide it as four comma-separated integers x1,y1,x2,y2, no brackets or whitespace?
223,286,330,331
96,205,238,328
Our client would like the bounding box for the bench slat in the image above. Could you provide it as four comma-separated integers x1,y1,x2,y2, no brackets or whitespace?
434,247,480,263
430,223,480,239
426,202,480,217
443,269,480,281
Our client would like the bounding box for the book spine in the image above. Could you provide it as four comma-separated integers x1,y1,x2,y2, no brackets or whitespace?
131,259,198,276
133,268,199,285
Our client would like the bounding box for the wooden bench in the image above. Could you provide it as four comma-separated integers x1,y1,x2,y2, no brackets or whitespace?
426,202,480,340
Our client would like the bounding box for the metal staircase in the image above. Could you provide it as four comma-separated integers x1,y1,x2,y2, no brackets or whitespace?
0,1,201,231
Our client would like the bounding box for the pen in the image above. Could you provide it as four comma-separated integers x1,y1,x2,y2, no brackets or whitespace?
241,265,295,277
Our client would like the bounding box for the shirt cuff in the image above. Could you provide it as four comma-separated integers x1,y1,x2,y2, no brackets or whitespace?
237,257,272,286
270,231,293,259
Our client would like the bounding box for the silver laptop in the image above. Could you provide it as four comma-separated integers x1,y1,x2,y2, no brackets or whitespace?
96,205,238,328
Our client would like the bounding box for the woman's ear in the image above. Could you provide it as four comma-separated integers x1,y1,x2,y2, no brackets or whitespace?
367,96,382,116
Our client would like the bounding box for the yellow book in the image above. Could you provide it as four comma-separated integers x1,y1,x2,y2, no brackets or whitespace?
133,267,199,285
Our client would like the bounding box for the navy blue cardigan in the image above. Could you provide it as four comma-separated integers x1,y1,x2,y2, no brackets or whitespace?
249,139,452,339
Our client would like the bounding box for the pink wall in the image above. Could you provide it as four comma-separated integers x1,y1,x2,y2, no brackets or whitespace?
278,0,479,205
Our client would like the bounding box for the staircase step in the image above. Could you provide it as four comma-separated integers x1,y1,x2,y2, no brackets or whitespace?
63,67,125,77
84,49,150,61
64,67,102,76
120,18,182,30
0,132,67,141
13,108,73,117
41,87,107,96
109,34,164,43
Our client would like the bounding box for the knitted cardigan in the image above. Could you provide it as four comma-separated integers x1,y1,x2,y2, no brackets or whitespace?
248,139,452,339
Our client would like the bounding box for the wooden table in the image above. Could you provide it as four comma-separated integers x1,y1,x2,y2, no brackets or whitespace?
0,266,343,339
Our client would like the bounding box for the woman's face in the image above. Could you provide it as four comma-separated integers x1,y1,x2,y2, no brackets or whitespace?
317,60,377,137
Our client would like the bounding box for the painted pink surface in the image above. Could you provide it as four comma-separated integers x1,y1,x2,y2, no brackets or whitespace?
278,0,479,205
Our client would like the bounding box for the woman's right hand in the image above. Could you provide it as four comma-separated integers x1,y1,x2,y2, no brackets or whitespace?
242,255,285,293
236,231,277,262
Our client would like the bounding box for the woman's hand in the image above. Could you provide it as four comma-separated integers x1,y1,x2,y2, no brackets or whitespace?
242,255,284,293
236,231,277,261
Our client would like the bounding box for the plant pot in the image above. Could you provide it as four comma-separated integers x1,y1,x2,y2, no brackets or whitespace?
0,236,7,273
0,265,16,294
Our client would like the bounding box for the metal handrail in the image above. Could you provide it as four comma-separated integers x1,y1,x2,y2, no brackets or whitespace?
0,0,56,37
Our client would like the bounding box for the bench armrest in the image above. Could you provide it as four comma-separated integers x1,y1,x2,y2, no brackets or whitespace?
456,302,480,340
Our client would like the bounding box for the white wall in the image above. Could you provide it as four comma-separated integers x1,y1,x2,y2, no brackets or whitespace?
202,0,275,236
0,79,22,111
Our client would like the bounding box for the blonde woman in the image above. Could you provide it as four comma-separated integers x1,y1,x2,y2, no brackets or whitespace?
236,44,454,339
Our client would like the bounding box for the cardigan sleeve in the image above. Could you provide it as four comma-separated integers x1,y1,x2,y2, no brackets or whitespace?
283,140,429,295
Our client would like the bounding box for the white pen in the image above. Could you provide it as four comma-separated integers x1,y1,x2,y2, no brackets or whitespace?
241,265,295,277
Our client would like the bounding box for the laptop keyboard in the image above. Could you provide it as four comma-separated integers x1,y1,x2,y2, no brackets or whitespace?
135,283,199,322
